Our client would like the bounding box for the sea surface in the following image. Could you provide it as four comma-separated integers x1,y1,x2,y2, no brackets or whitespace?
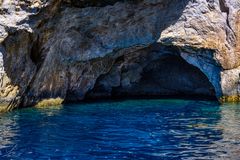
0,99,240,159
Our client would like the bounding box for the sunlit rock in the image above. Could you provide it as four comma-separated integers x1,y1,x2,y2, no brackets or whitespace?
0,0,240,111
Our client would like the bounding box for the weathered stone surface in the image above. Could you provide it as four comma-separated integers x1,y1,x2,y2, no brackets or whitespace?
0,0,240,111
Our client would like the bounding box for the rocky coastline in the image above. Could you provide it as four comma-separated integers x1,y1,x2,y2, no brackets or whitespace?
0,0,240,111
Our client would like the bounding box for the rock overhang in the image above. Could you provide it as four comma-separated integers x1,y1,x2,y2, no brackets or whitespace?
0,0,240,111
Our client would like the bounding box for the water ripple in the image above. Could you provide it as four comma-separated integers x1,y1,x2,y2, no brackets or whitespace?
0,99,240,159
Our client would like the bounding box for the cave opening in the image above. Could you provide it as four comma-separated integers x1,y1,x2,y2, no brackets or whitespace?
86,54,217,101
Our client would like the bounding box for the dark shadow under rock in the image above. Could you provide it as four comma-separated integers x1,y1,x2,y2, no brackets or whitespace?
86,48,216,100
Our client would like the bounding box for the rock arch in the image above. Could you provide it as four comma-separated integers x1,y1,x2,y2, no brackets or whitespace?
86,44,218,100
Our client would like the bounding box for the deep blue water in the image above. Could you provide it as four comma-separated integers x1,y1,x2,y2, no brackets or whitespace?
0,99,240,159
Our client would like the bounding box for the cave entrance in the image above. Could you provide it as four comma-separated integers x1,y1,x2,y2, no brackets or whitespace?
87,54,217,100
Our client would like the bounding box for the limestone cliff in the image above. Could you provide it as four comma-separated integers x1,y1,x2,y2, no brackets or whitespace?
0,0,240,111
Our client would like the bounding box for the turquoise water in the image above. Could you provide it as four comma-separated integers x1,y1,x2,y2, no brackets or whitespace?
0,99,240,159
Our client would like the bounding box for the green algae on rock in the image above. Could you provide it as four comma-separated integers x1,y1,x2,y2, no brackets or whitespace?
35,98,64,108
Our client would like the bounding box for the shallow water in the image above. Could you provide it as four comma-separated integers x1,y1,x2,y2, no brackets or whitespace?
0,99,240,159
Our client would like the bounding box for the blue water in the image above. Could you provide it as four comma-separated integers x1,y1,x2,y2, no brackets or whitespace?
0,99,240,159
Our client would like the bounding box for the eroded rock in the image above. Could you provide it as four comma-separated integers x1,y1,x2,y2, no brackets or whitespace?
0,0,240,111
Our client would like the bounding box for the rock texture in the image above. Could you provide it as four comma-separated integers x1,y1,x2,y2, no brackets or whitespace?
0,0,240,111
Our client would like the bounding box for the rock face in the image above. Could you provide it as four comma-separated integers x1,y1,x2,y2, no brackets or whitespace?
0,0,240,111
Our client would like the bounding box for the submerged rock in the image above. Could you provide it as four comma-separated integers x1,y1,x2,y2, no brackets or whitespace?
0,0,240,111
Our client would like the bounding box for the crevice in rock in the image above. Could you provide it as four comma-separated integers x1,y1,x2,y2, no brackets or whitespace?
30,35,42,66
219,0,235,36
